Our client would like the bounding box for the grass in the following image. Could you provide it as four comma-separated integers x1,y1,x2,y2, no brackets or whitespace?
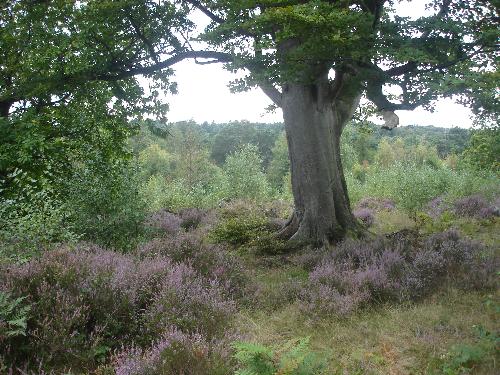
233,209,500,374
236,289,499,374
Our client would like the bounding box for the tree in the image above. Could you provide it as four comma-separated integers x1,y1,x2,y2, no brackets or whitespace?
1,1,498,244
461,127,500,173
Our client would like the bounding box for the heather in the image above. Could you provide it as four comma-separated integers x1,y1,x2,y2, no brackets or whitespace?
113,328,233,375
300,230,498,316
0,244,237,372
1,122,499,374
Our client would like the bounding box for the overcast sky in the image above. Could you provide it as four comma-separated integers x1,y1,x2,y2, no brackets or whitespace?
154,1,475,128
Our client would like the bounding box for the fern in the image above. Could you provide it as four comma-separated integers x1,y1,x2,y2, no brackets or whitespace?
233,337,326,375
0,291,30,339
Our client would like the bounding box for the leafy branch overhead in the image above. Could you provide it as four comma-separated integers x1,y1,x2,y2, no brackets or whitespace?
1,1,498,124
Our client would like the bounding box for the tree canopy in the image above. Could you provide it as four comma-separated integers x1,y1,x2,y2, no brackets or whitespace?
2,1,498,121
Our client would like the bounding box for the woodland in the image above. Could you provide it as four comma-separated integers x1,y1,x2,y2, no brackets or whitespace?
0,1,499,374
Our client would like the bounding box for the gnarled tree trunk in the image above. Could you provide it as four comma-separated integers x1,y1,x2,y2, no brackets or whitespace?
277,77,362,245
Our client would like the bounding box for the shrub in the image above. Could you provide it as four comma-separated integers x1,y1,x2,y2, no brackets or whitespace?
425,196,449,219
356,197,395,211
138,232,248,298
63,161,147,251
113,328,233,375
453,195,498,219
0,245,235,372
233,337,326,375
179,208,206,230
0,189,79,263
223,144,271,201
300,230,498,316
353,208,375,227
210,215,270,246
142,264,235,339
144,210,182,236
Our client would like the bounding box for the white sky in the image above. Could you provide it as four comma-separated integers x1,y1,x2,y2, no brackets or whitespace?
155,1,475,128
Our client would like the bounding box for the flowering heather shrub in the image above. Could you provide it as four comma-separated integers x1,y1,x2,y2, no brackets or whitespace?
353,208,375,227
138,233,247,297
356,197,396,212
453,195,498,219
0,244,235,371
144,209,182,235
301,230,498,316
113,328,233,375
179,208,206,231
143,265,234,338
425,196,449,219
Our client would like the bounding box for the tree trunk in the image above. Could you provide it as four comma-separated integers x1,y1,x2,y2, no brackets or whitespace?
0,100,12,118
278,79,362,245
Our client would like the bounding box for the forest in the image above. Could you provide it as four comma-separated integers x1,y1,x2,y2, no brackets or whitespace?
1,1,499,374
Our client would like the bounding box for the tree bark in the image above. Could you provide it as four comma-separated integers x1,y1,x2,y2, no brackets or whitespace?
0,100,12,118
278,77,362,246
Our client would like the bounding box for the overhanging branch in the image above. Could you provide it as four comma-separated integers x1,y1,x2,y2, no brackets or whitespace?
97,50,233,81
184,0,225,24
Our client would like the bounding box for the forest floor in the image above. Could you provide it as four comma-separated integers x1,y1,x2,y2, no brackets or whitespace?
232,208,500,374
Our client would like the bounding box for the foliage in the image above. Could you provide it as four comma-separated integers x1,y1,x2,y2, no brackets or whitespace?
0,292,30,341
267,132,290,192
301,230,498,316
223,145,271,201
210,215,271,247
347,163,499,214
140,172,228,212
113,328,233,375
374,138,441,169
63,160,147,251
0,245,235,371
138,143,173,179
234,337,326,375
0,184,79,263
435,325,499,375
211,121,282,168
461,127,500,173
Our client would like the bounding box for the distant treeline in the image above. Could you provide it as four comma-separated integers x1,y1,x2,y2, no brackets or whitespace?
135,120,470,166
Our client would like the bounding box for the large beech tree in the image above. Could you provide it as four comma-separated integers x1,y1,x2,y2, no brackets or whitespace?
1,0,498,243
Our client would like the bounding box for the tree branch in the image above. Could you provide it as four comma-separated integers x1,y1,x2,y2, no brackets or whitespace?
184,0,225,24
259,83,282,107
124,11,159,63
97,50,233,80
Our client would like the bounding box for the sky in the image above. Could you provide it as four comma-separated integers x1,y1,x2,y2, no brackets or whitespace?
153,1,476,128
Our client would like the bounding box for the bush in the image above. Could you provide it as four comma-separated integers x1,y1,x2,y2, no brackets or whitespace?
210,215,271,246
113,328,233,375
353,208,375,227
0,245,235,372
63,161,147,251
0,182,79,263
223,144,271,201
179,208,207,231
347,161,499,216
300,230,498,316
140,173,229,212
144,210,182,236
138,233,248,298
356,197,395,211
233,337,326,375
453,195,499,219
